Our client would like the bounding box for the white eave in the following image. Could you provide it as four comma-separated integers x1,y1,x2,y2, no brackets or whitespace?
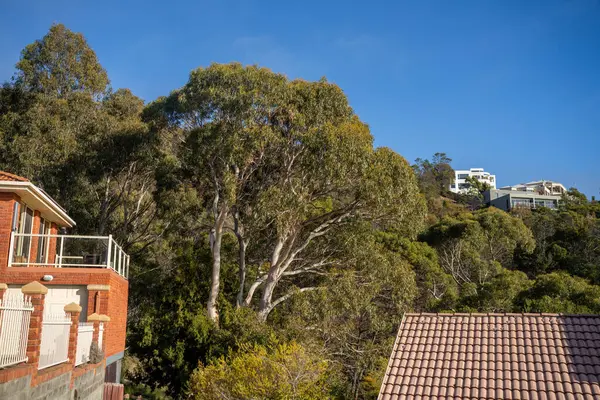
0,181,76,227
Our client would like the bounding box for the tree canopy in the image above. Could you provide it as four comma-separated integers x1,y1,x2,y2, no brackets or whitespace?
15,23,109,98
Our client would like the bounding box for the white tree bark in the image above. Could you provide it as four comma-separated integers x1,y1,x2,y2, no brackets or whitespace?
207,207,227,323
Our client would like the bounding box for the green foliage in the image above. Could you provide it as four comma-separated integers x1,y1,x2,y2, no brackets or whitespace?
516,200,600,283
188,342,334,400
15,23,109,97
421,207,534,289
412,152,454,200
519,272,600,313
460,269,532,312
281,226,417,399
379,234,457,311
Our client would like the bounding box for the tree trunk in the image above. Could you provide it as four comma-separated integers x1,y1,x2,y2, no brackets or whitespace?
232,207,248,308
243,274,267,307
256,238,286,320
258,271,278,321
236,238,247,308
207,209,226,324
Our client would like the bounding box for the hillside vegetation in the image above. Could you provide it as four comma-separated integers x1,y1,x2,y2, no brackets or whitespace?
1,25,599,399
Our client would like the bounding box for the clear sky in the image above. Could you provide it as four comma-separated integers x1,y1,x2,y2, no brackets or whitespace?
1,0,599,197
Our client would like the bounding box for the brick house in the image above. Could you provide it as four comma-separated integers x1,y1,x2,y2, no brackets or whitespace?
379,313,600,399
0,171,129,399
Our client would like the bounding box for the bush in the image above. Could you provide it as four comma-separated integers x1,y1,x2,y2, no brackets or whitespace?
188,341,333,400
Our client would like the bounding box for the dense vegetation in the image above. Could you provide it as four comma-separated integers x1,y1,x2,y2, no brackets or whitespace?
1,25,599,399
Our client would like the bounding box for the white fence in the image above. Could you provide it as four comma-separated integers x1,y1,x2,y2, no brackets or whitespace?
38,313,72,370
8,232,130,279
98,322,104,350
75,322,94,366
0,293,33,369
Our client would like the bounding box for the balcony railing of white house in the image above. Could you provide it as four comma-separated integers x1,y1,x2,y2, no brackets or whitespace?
8,232,129,279
0,293,33,369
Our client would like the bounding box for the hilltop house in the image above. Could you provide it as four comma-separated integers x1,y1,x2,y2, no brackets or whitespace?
499,180,567,196
0,171,129,399
449,168,497,194
484,180,567,211
378,313,600,399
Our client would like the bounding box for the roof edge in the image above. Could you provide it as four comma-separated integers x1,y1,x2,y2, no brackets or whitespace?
0,171,29,182
377,313,408,400
403,312,599,317
0,181,75,227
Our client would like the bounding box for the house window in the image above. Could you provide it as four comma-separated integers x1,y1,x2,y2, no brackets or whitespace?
13,203,34,263
36,218,51,264
457,174,469,179
511,199,531,209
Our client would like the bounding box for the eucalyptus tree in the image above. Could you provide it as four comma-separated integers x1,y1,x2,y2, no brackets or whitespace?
15,23,109,98
166,63,288,322
163,64,426,322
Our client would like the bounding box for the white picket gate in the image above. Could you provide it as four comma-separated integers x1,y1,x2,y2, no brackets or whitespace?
0,293,33,368
75,322,94,366
38,312,72,369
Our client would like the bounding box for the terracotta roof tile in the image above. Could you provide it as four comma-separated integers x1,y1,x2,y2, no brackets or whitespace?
0,170,29,182
378,313,600,399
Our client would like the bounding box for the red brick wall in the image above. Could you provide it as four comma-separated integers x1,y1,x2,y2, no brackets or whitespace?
0,268,112,286
0,192,18,272
105,273,129,358
47,223,58,265
28,210,41,265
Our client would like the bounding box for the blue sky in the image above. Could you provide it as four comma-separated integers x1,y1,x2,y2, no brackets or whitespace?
1,0,599,197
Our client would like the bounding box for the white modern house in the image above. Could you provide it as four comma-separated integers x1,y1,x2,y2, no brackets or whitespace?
499,180,567,196
449,168,497,194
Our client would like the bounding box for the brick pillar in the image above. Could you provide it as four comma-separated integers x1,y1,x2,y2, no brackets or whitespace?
29,211,41,265
87,284,110,316
88,313,110,350
89,313,101,343
21,281,48,368
64,302,82,367
0,283,7,301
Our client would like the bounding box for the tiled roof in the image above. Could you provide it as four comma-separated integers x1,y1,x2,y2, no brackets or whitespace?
0,171,29,182
379,313,600,400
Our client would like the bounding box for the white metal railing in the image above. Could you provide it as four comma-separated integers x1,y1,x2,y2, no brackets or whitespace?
75,322,94,366
8,232,129,278
98,322,104,350
38,312,72,370
0,293,33,369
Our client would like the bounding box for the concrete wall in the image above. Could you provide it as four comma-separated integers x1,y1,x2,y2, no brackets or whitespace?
0,374,30,400
0,363,105,400
72,363,105,400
